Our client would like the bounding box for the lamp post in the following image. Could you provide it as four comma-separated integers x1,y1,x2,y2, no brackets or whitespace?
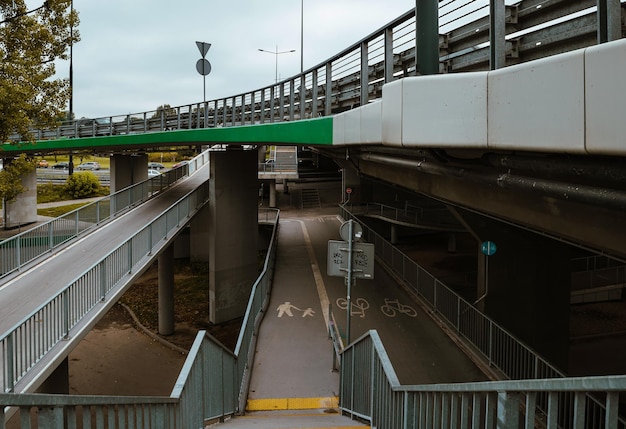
258,46,295,83
300,0,304,74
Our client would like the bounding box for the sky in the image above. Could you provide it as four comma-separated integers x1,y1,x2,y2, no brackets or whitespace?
53,0,417,119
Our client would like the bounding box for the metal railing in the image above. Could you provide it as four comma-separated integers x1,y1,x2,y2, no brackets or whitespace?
354,202,463,231
14,0,623,142
0,176,211,394
339,204,626,427
0,208,279,427
339,204,563,380
0,151,209,280
340,330,626,429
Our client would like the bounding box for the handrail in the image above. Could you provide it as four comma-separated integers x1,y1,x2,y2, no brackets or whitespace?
0,208,280,428
11,0,619,142
1,177,210,393
0,150,210,281
340,330,626,429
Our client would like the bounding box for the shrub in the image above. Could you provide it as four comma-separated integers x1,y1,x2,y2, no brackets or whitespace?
65,172,101,198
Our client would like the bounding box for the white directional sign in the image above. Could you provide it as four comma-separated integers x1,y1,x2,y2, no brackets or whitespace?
327,240,375,279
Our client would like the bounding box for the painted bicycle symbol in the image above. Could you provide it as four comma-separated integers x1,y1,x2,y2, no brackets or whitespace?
336,297,370,318
380,298,417,318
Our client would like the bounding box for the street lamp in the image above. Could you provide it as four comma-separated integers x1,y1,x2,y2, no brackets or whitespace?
258,46,296,84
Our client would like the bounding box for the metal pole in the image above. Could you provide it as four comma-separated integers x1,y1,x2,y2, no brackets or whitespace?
300,0,304,74
275,45,278,83
415,0,439,75
489,0,506,70
346,220,354,345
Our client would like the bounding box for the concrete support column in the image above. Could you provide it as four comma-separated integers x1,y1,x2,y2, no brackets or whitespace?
37,358,69,394
209,149,259,323
109,153,149,193
2,164,37,229
269,181,277,208
190,204,210,263
447,233,457,253
390,225,398,245
158,244,175,336
454,208,572,371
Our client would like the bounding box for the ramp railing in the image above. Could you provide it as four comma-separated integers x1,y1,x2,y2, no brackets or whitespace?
340,330,626,429
0,208,279,427
0,150,210,280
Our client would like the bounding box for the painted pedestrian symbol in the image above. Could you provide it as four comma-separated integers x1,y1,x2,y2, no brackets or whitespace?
380,298,417,317
336,297,370,318
276,302,315,318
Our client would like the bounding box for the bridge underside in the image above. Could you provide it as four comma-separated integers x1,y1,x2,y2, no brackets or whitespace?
323,145,626,261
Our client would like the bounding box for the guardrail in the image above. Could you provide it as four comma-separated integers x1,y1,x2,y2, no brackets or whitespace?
0,151,210,280
14,0,623,142
339,204,626,427
339,204,562,380
340,330,626,429
0,208,279,428
355,202,463,231
0,175,211,394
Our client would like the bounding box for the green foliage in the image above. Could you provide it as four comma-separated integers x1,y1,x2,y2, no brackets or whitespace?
0,153,36,202
65,172,100,198
0,0,80,143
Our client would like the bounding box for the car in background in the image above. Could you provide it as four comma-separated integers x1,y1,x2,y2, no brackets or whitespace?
52,162,70,169
148,169,161,177
37,160,49,168
148,162,165,170
76,161,101,171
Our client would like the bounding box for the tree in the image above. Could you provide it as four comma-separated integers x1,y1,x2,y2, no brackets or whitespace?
0,0,79,143
0,154,36,202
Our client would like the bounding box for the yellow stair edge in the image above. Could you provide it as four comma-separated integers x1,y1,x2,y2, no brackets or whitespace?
246,396,339,411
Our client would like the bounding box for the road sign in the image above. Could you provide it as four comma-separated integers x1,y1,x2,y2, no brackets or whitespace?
481,241,497,256
339,220,362,242
327,240,375,279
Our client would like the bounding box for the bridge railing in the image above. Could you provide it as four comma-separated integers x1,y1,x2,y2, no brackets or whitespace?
0,151,210,281
340,330,626,429
16,0,622,142
0,208,279,428
0,171,211,394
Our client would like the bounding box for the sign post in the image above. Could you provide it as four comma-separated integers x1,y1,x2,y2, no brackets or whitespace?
327,219,374,345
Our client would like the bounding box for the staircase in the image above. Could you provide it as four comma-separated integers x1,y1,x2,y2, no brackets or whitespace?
301,188,321,209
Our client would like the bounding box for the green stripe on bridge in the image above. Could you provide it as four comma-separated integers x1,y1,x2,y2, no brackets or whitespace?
1,117,334,154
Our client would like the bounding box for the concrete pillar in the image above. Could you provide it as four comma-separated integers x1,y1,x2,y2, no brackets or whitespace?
109,153,149,193
390,225,398,245
190,204,210,263
455,208,571,370
37,358,69,394
447,233,457,253
2,165,37,229
209,149,259,323
158,244,175,336
269,181,277,208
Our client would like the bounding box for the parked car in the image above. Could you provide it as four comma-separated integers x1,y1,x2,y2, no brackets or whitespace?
76,161,101,171
37,160,49,168
148,162,165,170
52,162,70,169
148,169,161,177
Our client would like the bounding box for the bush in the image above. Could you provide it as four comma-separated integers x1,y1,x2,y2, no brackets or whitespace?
65,172,101,198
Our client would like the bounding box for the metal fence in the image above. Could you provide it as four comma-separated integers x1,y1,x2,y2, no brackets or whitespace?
15,0,624,142
0,208,278,428
0,151,209,280
0,176,211,394
339,205,626,427
341,330,626,429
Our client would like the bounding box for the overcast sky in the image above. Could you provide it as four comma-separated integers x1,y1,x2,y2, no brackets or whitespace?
56,0,417,119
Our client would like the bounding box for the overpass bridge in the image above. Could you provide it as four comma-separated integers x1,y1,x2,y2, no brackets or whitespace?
2,0,626,427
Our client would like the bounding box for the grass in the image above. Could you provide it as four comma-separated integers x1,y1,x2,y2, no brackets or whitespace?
37,202,93,217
